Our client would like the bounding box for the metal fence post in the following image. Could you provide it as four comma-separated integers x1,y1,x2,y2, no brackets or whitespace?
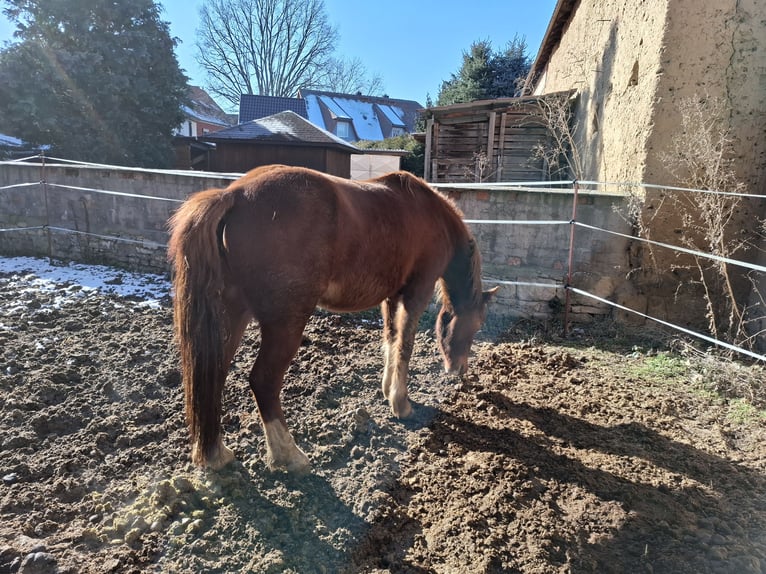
563,180,579,336
40,151,53,264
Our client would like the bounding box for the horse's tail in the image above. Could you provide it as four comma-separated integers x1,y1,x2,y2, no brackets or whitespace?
167,187,238,466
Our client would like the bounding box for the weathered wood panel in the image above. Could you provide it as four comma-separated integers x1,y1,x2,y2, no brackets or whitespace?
211,144,351,178
424,94,573,183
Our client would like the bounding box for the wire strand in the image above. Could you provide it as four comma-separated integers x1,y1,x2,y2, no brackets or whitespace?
575,221,766,274
567,286,766,362
44,182,184,203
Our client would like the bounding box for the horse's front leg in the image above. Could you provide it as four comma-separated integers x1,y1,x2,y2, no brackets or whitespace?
380,297,399,404
386,292,430,419
249,320,311,473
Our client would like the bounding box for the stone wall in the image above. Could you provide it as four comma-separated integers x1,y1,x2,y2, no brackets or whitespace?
439,185,633,323
0,162,236,274
0,162,634,325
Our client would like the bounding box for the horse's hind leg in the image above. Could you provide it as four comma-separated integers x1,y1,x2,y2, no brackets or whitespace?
249,317,311,473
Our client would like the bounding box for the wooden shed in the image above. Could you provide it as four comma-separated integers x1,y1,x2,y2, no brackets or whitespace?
423,91,574,183
202,110,359,177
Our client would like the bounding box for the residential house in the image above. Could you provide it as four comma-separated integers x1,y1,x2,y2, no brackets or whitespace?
201,110,359,177
176,86,233,138
238,95,308,123
174,86,234,170
238,91,423,143
299,90,422,143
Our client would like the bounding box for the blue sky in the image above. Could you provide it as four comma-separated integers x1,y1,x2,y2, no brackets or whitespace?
0,0,557,110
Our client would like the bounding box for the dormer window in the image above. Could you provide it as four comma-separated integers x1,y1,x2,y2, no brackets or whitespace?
390,127,405,137
336,120,352,140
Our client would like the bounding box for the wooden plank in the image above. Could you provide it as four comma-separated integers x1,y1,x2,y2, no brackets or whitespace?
424,117,434,181
496,112,507,182
485,111,496,183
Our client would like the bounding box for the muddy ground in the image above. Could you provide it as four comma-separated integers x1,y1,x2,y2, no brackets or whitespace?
1,257,766,573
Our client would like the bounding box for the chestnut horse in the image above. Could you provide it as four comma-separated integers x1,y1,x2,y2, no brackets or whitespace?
168,165,496,472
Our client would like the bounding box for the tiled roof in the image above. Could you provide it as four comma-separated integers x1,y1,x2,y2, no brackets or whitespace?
238,95,308,123
185,86,232,127
202,110,358,152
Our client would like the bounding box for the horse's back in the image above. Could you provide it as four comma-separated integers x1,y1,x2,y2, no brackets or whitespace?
217,165,465,314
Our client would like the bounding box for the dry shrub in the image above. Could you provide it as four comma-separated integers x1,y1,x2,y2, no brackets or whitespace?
659,95,764,350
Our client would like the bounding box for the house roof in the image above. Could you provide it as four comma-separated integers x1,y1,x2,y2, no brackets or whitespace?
201,110,359,152
238,95,308,123
237,90,423,141
524,0,580,93
183,86,232,127
300,89,422,141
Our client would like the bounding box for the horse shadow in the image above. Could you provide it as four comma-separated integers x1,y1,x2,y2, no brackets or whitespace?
200,459,369,573
424,394,766,572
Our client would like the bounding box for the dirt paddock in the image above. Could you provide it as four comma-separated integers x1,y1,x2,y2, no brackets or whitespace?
1,257,765,573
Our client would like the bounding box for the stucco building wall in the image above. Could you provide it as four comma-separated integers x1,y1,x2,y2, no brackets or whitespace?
531,0,766,348
532,0,668,183
646,0,766,189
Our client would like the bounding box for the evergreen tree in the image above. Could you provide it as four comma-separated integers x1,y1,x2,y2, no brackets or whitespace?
0,0,188,167
436,36,530,106
488,36,530,98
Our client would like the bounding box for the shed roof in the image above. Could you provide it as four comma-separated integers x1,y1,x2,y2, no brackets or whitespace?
202,110,359,152
425,91,575,117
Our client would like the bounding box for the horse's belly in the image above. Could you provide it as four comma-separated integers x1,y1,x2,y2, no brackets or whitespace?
318,279,391,313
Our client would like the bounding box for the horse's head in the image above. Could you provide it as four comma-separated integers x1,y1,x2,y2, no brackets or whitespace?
436,287,498,376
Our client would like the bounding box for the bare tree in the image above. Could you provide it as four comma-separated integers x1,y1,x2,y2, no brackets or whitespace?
530,92,583,181
317,56,384,95
196,0,338,105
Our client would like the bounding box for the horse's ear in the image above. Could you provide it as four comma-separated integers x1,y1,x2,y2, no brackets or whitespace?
483,286,500,304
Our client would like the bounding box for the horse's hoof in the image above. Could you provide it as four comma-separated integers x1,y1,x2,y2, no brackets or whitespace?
392,399,413,419
267,446,311,474
268,451,311,474
286,458,312,475
200,443,235,470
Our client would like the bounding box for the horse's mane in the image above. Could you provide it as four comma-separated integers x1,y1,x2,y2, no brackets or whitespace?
435,236,484,313
386,172,484,313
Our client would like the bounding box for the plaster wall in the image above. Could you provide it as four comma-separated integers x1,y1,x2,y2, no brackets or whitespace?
533,0,766,348
533,0,668,183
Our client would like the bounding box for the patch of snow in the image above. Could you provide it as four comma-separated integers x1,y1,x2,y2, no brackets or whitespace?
0,256,171,309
